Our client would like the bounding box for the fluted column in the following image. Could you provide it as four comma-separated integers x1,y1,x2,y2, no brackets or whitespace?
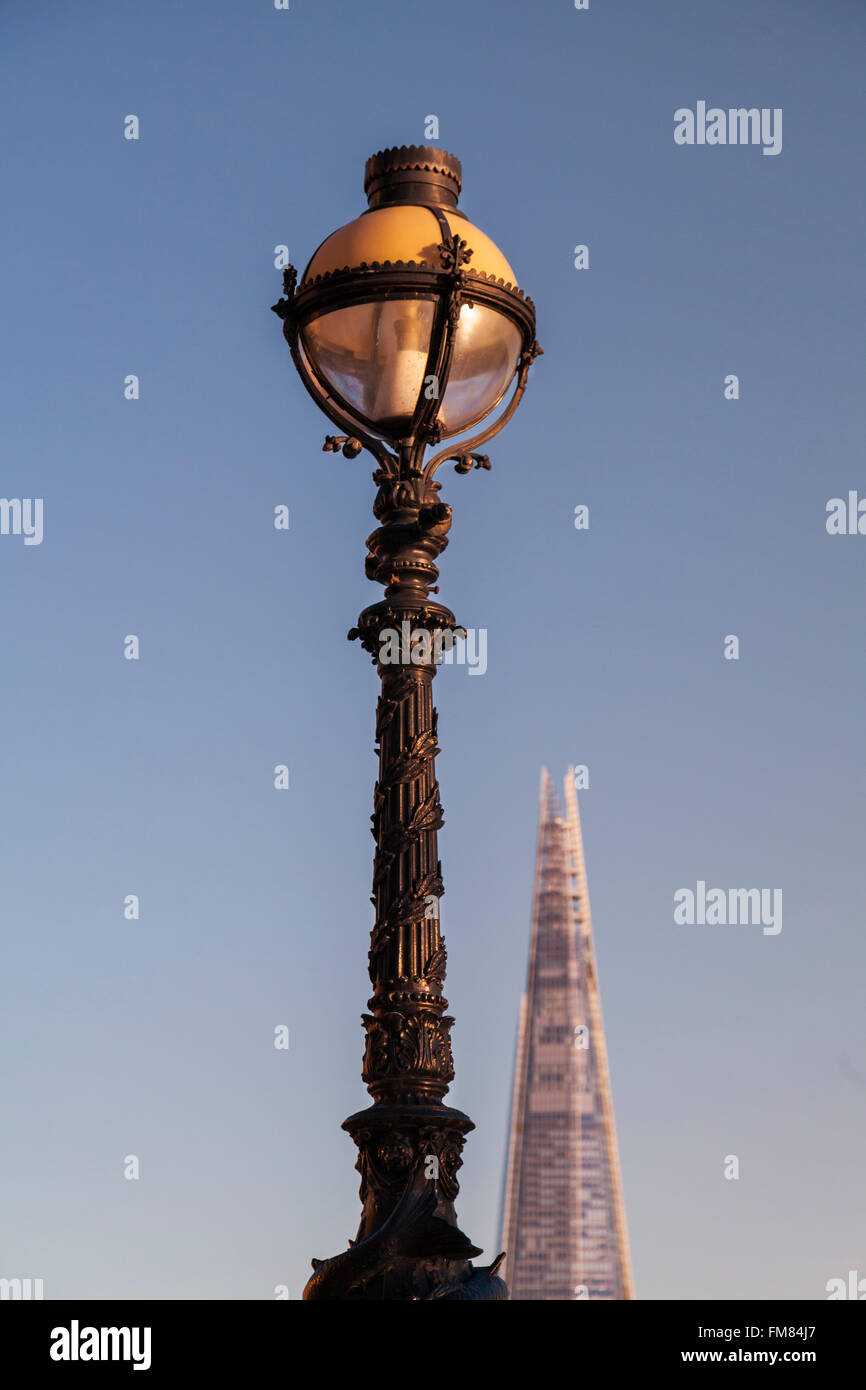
342,465,476,1294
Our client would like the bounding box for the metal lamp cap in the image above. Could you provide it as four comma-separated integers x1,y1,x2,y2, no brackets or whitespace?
364,144,463,210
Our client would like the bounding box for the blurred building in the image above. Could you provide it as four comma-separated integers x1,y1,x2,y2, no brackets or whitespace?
500,768,633,1299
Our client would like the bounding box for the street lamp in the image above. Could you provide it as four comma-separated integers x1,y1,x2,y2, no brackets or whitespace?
273,144,540,1301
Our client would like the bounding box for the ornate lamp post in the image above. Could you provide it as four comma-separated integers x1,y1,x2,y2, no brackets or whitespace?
272,145,540,1300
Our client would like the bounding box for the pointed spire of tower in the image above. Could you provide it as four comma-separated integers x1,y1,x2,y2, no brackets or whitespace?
500,768,634,1299
539,764,560,822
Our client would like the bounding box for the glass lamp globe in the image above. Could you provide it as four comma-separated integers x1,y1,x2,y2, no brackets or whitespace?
291,147,534,445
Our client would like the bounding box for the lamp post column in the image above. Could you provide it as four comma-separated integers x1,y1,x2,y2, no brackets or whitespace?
273,144,539,1299
340,460,483,1298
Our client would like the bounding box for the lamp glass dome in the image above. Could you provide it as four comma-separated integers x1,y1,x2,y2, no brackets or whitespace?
301,299,437,439
301,297,521,440
438,303,522,434
292,159,532,443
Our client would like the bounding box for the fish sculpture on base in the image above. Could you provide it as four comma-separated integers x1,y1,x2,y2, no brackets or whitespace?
302,1181,508,1301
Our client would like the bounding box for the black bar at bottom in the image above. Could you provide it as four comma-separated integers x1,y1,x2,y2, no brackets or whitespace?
2,1299,861,1376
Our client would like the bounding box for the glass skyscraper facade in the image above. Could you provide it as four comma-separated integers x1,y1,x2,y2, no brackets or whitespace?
500,768,633,1300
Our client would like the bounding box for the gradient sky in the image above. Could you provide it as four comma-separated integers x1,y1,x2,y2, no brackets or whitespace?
1,0,864,1300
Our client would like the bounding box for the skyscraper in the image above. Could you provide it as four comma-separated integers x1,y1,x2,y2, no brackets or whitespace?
500,768,633,1300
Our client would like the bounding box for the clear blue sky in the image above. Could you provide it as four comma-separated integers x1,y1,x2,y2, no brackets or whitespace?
1,0,863,1300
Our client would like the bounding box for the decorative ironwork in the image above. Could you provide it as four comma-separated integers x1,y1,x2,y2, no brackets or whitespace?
323,434,363,459
437,231,473,274
270,254,536,477
274,145,538,1300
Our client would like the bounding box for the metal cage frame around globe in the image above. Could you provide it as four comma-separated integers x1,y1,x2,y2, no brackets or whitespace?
274,236,538,474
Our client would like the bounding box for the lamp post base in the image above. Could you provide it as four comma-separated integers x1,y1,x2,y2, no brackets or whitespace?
299,1103,508,1300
